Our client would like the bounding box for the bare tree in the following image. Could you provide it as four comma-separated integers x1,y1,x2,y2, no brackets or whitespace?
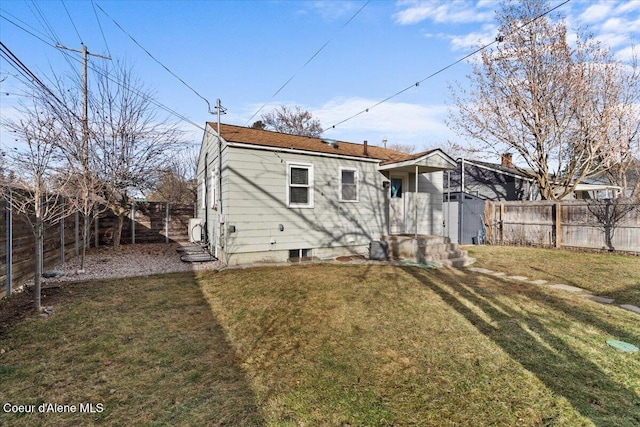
88,62,185,246
1,98,70,310
448,0,635,200
387,143,417,154
147,146,198,205
261,105,323,137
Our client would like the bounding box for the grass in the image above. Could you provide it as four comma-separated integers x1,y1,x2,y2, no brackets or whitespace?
466,245,640,305
1,246,639,426
0,273,263,426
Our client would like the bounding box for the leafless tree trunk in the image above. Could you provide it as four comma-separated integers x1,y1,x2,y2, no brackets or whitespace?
88,62,185,246
448,0,637,200
0,98,70,311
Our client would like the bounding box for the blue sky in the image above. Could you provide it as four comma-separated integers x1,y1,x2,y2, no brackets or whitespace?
1,0,639,155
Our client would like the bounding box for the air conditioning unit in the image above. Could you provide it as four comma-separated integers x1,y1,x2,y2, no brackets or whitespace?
189,218,204,243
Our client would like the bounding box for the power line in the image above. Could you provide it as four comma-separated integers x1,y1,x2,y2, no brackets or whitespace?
94,2,215,114
61,0,83,44
0,8,55,46
0,11,205,135
244,0,370,126
91,0,112,58
323,0,570,133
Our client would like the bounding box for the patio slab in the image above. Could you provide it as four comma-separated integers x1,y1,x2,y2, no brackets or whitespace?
620,304,640,314
580,295,615,304
549,284,586,293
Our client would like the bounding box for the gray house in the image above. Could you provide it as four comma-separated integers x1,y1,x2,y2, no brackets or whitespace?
196,123,457,265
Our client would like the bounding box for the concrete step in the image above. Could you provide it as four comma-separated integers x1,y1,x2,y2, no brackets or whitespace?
421,250,468,262
437,257,477,268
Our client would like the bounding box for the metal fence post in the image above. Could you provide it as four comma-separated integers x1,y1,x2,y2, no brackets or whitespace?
131,204,136,244
74,211,79,256
60,198,65,264
165,202,170,243
5,188,12,296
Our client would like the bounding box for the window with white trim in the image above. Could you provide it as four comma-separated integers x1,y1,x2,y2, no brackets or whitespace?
287,163,314,208
340,167,358,202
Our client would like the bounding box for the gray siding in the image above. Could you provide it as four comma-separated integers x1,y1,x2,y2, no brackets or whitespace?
224,147,388,256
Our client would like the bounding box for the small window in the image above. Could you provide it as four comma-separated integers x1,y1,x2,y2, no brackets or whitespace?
340,168,358,202
287,163,314,208
289,248,312,262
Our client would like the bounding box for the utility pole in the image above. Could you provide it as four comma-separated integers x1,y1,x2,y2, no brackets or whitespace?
56,44,110,260
56,44,111,170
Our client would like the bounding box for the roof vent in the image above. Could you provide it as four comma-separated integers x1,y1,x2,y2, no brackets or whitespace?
321,138,339,149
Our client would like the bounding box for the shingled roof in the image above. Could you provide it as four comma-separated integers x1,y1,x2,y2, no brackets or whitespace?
208,123,421,163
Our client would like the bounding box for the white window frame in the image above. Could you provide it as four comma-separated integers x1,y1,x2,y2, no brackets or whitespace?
339,167,359,202
287,162,314,208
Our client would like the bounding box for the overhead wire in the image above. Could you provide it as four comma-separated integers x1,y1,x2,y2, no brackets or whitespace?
1,8,206,136
323,0,571,133
244,0,371,126
94,1,215,114
91,0,112,58
61,0,83,45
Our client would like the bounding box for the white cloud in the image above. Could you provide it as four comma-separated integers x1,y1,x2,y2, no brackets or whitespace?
579,3,613,24
306,1,357,22
394,0,493,25
448,24,498,51
312,97,455,148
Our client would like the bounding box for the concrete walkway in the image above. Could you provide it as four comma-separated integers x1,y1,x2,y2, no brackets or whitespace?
466,267,640,315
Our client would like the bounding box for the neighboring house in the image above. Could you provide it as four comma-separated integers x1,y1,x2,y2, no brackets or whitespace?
443,153,539,202
196,123,456,265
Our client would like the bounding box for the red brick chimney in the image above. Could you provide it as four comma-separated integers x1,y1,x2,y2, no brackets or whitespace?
363,140,368,156
501,153,513,167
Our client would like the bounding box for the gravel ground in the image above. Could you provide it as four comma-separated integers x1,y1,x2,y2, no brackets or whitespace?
39,243,223,285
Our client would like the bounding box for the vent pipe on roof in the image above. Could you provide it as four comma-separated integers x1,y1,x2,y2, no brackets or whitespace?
363,140,368,156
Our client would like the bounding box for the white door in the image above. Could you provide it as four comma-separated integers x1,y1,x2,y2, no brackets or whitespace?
390,175,406,234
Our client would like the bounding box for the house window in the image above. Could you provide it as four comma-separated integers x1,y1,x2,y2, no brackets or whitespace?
289,248,312,262
287,162,314,208
340,168,358,202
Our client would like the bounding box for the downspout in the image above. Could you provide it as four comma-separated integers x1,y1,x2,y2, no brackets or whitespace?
415,165,419,240
217,99,223,259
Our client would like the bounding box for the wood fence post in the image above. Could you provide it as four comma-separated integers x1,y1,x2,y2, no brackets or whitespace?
499,202,505,245
5,188,12,296
554,201,562,248
484,201,493,244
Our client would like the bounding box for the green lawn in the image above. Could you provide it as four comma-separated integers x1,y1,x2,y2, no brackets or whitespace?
1,247,639,426
467,245,640,305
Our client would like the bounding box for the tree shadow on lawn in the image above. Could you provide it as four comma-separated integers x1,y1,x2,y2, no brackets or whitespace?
402,266,640,427
0,272,265,427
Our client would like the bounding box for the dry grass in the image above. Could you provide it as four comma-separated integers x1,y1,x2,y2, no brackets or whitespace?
466,245,640,305
198,262,640,426
0,273,263,426
1,246,639,426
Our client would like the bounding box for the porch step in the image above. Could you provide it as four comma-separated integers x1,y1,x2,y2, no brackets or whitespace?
381,235,475,268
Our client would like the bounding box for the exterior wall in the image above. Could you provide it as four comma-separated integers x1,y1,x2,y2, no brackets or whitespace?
197,133,447,265
444,161,538,201
406,172,444,236
222,146,387,265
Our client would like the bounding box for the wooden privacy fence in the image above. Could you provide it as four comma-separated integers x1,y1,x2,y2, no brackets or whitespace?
485,200,640,253
1,201,194,297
